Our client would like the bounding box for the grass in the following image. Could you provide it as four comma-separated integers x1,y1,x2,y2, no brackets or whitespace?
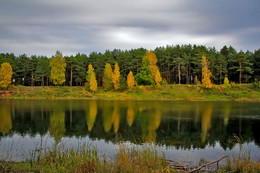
0,144,170,173
1,83,260,101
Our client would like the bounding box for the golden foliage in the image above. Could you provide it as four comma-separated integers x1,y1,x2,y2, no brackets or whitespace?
127,71,135,89
127,102,135,127
86,64,94,83
103,63,113,90
87,101,97,131
201,104,212,143
201,55,212,88
50,51,66,85
0,62,13,89
90,73,97,92
143,50,159,82
112,63,120,90
154,69,162,87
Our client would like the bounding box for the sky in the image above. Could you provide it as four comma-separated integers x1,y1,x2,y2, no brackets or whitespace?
0,0,259,57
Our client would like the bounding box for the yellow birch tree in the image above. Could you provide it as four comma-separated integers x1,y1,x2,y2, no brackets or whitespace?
154,69,162,87
127,71,135,89
103,63,113,90
201,55,212,88
0,62,13,89
143,50,159,82
112,62,120,90
50,51,66,85
89,73,97,92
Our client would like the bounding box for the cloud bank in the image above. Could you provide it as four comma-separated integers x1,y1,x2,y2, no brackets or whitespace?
0,0,259,56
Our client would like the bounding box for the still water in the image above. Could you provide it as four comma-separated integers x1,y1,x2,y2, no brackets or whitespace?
0,99,259,162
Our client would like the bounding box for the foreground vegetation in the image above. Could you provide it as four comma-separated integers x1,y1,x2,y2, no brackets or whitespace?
1,144,259,173
1,84,260,102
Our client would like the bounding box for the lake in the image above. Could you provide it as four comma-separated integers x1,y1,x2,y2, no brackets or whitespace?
0,99,259,163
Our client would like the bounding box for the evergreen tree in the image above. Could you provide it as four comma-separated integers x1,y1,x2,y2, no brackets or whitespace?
35,56,50,86
135,58,152,85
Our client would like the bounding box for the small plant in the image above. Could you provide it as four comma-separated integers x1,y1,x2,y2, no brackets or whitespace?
253,78,260,89
223,77,231,89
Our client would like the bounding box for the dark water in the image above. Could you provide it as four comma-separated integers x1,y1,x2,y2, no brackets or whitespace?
0,99,260,162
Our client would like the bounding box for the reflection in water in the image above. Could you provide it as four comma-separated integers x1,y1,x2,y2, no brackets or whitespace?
49,109,65,142
0,99,260,161
146,108,161,142
86,101,97,132
127,102,135,127
201,103,212,143
0,100,12,134
223,104,231,127
112,102,120,133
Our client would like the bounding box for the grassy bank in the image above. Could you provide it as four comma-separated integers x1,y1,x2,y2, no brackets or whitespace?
1,144,259,173
1,84,260,101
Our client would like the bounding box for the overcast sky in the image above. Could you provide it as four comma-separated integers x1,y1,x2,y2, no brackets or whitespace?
0,0,259,57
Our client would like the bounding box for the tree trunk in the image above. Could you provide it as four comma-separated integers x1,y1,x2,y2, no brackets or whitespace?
31,72,34,86
42,75,44,86
239,61,242,84
168,59,170,82
70,65,73,87
178,63,181,84
220,63,222,84
186,64,188,84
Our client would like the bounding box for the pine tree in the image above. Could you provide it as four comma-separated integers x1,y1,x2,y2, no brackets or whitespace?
201,55,212,88
0,62,13,89
103,63,113,90
127,71,135,89
155,69,162,87
50,51,66,85
135,58,152,85
112,62,120,90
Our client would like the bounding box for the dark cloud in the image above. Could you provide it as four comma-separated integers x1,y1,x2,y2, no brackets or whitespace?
0,0,259,56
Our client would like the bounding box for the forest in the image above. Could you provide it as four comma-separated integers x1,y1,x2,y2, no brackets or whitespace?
0,44,260,88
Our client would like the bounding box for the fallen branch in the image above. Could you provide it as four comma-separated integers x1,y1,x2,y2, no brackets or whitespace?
187,155,228,173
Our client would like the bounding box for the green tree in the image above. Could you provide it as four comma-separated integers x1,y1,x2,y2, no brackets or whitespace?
103,63,113,90
50,51,66,85
135,58,152,85
229,51,253,84
35,56,50,86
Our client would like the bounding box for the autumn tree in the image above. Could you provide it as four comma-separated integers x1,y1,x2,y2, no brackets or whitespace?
112,62,120,90
0,62,13,89
144,50,159,82
103,63,113,90
155,69,162,87
127,71,135,89
201,55,212,88
90,73,97,92
50,51,66,85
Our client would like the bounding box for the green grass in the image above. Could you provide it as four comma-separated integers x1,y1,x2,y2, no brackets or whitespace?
2,84,260,101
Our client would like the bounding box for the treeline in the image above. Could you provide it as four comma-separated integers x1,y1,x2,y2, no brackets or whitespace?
0,44,259,87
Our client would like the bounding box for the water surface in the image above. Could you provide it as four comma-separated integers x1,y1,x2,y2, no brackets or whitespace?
0,99,259,162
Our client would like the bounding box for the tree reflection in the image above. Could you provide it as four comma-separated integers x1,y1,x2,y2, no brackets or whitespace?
201,103,213,143
112,102,120,133
86,101,97,132
126,102,135,127
49,109,65,142
0,100,12,134
102,102,113,132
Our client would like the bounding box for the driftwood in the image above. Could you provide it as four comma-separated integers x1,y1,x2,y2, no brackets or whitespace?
187,155,228,173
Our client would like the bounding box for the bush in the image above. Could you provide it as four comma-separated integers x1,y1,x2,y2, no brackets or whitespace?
223,77,231,89
253,79,260,89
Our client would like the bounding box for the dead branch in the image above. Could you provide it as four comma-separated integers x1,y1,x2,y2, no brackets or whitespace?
187,155,228,173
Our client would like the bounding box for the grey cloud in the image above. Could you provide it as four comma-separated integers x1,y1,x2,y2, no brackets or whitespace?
0,0,259,56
